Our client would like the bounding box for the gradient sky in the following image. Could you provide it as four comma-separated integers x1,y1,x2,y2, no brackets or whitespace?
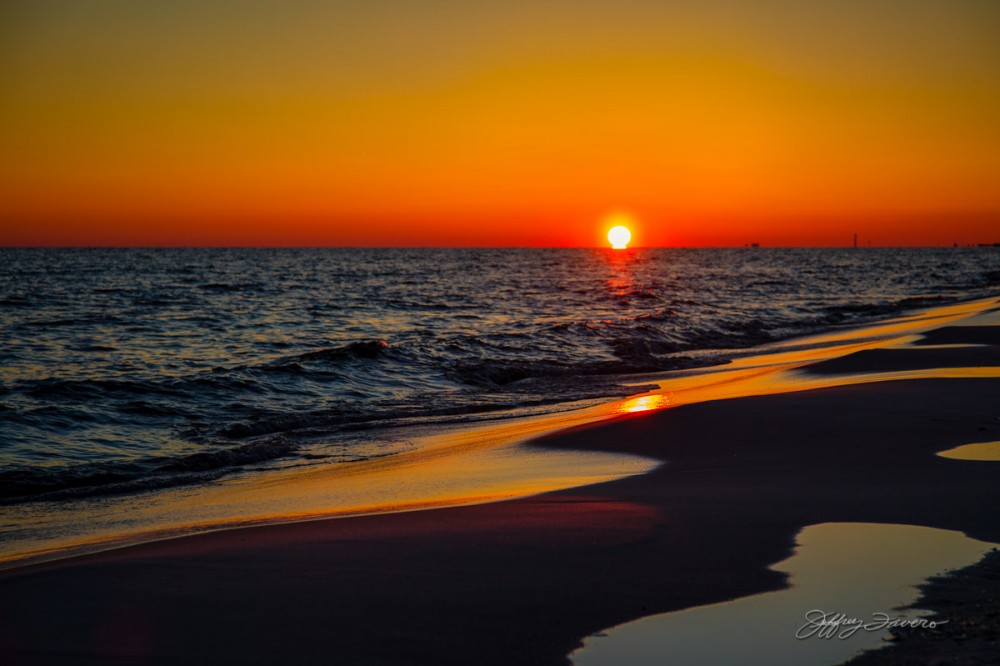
2,0,999,246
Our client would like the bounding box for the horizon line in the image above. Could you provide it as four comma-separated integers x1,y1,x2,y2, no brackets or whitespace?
4,244,998,250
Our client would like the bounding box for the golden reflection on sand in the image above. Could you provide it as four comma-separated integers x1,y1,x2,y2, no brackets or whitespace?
620,394,672,413
938,441,1000,461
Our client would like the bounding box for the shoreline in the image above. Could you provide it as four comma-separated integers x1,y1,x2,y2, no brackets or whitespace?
2,297,995,572
2,297,1000,664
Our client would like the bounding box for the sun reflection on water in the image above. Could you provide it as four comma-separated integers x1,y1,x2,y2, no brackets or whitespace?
602,246,641,299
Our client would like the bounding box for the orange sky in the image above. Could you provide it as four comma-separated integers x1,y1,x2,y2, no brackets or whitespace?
2,1,999,246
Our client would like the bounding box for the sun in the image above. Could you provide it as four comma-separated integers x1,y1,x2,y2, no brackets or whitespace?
607,224,631,249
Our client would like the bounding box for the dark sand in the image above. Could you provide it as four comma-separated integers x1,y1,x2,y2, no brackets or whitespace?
806,345,1000,375
2,322,1000,665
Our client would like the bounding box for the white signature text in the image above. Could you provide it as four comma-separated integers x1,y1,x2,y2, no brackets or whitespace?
796,609,947,640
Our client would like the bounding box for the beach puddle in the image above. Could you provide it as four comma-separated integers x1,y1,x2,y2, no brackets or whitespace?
938,441,1000,461
571,522,996,666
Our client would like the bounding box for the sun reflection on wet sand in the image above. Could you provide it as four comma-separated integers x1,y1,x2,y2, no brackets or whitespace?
620,395,671,413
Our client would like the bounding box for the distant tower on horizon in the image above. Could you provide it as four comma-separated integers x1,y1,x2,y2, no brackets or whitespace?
853,233,858,248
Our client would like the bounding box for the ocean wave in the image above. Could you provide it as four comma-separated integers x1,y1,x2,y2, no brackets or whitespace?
0,436,297,503
24,378,181,400
446,354,704,388
197,282,261,292
296,340,388,361
0,295,32,307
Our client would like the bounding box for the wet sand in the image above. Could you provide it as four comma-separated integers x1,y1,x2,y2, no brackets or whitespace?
2,303,1000,665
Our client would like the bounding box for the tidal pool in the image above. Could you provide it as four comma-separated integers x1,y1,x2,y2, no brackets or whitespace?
571,522,996,666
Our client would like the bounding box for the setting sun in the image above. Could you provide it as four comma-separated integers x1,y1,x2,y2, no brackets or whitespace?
608,225,632,249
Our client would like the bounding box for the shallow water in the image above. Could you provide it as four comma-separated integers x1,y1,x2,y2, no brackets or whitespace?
938,441,1000,461
571,522,997,666
0,406,661,567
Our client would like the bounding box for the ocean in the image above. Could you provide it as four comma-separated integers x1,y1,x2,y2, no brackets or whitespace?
2,247,998,507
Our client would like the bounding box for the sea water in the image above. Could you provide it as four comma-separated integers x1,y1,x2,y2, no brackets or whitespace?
2,247,997,506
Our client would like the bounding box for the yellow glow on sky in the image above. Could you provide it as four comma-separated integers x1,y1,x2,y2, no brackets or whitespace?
1,1,999,245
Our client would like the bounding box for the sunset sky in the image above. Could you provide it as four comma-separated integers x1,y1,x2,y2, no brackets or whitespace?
2,1,999,246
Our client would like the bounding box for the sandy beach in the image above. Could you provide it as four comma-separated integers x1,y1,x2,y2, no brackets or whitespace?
3,298,1000,665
